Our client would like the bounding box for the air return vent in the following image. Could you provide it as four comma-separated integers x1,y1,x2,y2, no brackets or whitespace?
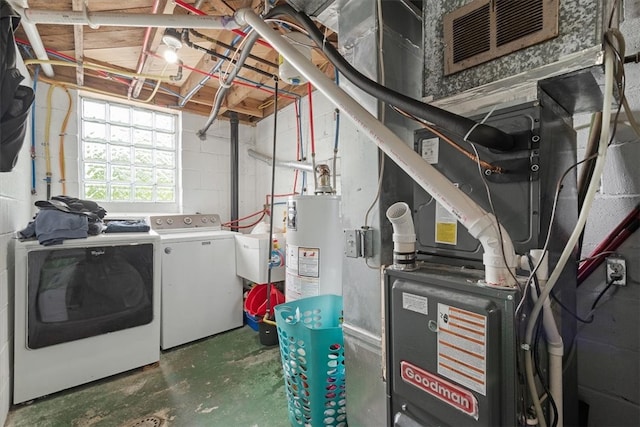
444,0,559,75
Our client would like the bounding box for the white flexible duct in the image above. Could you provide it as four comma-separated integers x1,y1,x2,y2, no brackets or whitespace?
15,7,239,29
386,202,416,270
524,42,615,427
235,8,517,287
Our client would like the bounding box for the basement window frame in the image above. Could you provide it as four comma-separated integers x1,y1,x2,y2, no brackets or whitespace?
79,94,182,214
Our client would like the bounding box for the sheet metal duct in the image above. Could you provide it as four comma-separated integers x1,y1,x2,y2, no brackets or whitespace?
286,0,334,17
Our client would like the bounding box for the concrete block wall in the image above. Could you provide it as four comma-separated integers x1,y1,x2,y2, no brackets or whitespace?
1,50,32,427
181,113,256,218
575,4,640,424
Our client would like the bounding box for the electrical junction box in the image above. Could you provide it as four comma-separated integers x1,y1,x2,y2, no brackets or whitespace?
384,265,521,427
344,228,373,258
235,233,286,284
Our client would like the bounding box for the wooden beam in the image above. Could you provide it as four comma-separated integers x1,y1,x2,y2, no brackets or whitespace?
208,0,236,15
223,97,264,118
179,54,220,99
72,0,84,86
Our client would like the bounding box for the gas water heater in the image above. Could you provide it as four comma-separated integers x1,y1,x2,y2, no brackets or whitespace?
285,195,343,301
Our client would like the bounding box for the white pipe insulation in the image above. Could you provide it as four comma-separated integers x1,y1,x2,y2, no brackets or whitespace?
235,8,517,287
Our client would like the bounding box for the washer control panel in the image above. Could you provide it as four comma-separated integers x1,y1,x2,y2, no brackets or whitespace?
149,214,222,231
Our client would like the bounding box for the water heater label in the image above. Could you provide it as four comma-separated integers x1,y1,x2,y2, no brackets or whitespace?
437,304,487,396
402,293,428,315
401,360,478,420
298,247,319,278
435,202,458,245
285,272,319,301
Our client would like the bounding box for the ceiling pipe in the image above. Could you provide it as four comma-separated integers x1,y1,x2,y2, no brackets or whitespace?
236,8,517,287
248,149,314,173
7,1,54,77
173,0,271,48
14,6,239,29
129,0,162,99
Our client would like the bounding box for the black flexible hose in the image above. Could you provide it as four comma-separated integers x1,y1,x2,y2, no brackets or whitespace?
264,4,514,151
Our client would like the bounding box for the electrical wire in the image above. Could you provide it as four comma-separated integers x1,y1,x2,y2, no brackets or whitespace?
363,0,387,251
515,154,597,317
549,291,593,324
265,78,280,323
590,278,617,312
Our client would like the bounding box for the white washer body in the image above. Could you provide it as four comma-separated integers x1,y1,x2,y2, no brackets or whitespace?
159,230,242,350
13,232,161,404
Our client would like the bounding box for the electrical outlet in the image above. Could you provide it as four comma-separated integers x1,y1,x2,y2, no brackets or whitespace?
606,255,626,286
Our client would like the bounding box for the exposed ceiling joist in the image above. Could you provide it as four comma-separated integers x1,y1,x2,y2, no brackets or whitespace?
71,0,84,86
13,0,338,123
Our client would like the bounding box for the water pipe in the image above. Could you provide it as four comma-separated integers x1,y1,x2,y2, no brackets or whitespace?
307,82,318,191
235,8,517,287
248,149,314,172
15,5,239,30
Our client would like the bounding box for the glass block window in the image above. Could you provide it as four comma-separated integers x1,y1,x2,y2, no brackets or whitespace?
80,98,179,209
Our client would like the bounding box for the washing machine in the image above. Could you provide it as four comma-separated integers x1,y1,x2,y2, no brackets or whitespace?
150,214,242,350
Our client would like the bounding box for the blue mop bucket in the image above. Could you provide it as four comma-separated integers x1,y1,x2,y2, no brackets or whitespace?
274,295,347,427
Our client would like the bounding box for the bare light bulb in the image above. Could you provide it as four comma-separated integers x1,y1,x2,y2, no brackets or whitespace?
163,47,179,64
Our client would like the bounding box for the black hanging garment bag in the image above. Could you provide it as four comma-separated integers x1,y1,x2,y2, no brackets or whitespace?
1,1,35,172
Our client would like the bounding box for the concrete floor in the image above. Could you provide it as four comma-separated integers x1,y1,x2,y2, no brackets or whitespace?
5,327,289,427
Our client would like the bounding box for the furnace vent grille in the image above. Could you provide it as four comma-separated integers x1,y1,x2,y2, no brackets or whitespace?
444,0,559,75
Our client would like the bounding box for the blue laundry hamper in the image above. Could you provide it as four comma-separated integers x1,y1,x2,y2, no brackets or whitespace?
274,294,347,427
